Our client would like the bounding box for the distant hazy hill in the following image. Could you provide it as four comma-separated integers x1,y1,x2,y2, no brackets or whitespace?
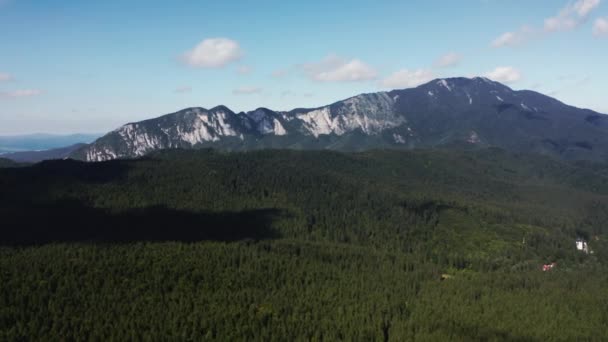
72,77,608,162
0,133,100,154
2,143,86,163
0,158,23,168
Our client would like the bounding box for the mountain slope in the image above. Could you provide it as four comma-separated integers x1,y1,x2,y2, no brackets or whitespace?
389,77,608,160
72,77,608,161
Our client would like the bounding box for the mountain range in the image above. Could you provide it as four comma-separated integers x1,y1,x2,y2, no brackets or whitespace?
71,77,608,162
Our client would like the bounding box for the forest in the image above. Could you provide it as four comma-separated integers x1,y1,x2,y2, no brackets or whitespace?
1,148,608,340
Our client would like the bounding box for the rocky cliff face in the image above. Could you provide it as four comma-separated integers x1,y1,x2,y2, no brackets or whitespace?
72,77,608,162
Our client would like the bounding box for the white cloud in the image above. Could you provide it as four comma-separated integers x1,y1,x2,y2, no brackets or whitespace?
0,89,43,98
174,86,192,93
492,0,601,47
484,66,522,84
544,0,600,32
594,17,608,36
0,72,13,81
434,52,462,68
492,32,518,48
491,27,535,47
181,38,243,68
237,65,252,75
575,0,601,16
232,86,262,95
380,69,435,89
302,55,377,82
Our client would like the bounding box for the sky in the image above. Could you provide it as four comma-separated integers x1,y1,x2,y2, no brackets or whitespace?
0,0,607,135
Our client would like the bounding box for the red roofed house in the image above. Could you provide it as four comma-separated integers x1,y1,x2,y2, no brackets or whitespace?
542,263,556,272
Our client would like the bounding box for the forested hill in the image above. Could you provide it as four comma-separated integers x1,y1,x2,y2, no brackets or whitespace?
4,147,608,251
1,148,608,340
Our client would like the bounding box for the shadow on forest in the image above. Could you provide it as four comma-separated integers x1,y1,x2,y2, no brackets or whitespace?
0,199,284,246
0,159,135,202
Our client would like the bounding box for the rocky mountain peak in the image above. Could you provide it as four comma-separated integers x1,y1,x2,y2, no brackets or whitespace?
71,78,608,162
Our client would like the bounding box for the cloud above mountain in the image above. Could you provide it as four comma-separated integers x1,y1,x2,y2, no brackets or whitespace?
492,0,601,47
484,67,522,84
544,0,600,32
594,17,608,36
302,55,378,82
181,38,243,68
434,52,462,68
380,69,435,89
491,26,536,48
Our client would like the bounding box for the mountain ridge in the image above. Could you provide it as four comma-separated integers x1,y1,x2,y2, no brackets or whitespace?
71,77,608,162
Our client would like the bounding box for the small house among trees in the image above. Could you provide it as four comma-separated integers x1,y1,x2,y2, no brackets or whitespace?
542,263,556,272
576,238,590,254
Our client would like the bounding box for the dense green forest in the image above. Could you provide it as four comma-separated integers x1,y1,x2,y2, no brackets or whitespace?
1,148,608,340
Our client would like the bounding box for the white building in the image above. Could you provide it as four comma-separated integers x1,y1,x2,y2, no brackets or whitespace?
576,239,589,254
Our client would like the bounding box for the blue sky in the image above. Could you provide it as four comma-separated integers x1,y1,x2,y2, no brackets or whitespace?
0,0,607,134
